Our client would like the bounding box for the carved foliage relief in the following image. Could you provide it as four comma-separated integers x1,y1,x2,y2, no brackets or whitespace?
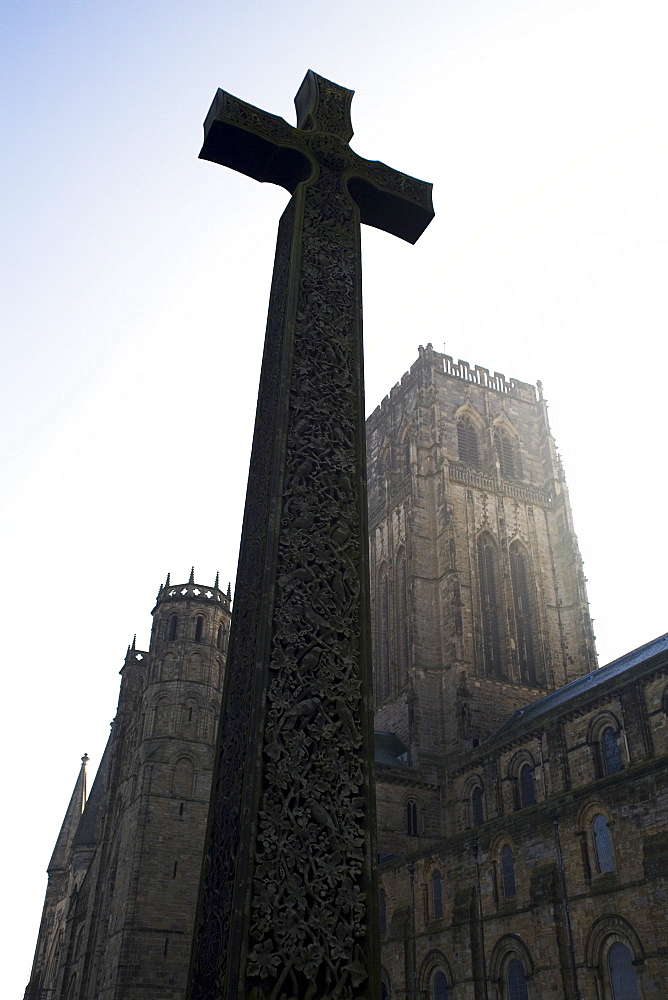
244,163,373,999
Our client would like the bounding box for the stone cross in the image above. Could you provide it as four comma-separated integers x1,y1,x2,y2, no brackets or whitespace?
189,71,433,1000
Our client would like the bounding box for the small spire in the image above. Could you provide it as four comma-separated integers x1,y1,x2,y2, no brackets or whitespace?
131,634,136,650
214,571,220,589
165,571,170,586
189,566,195,584
81,753,89,767
227,582,231,599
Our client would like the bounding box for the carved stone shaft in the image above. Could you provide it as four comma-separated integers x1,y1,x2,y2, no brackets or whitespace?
189,71,433,1000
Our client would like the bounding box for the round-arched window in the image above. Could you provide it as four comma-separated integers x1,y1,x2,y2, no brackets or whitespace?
608,942,640,1000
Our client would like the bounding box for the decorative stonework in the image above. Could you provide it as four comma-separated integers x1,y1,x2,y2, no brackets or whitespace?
189,71,433,1000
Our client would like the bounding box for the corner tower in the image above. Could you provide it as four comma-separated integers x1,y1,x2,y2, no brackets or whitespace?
366,344,596,762
39,573,231,1000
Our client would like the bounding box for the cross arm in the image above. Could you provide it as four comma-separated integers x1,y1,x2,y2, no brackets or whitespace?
347,159,434,244
200,89,312,194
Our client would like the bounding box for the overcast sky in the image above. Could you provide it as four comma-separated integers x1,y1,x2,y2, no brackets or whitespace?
4,0,667,992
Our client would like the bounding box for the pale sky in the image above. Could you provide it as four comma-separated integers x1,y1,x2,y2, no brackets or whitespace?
4,1,667,993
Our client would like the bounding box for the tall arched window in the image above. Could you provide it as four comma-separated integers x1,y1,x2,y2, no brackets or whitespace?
510,545,537,685
168,614,178,641
477,537,502,676
377,566,390,702
496,433,517,478
194,615,204,643
501,844,516,898
395,550,409,684
506,958,528,1000
608,942,640,1000
216,624,223,651
400,434,411,476
471,786,484,826
432,870,443,918
592,814,615,873
406,799,418,837
432,971,448,1000
518,764,536,808
457,418,479,466
601,727,622,775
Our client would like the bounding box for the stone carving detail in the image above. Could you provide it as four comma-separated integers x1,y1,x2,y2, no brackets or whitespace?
243,165,370,1000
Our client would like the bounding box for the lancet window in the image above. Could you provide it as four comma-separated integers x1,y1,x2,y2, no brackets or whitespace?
194,615,204,643
168,614,178,641
395,549,408,684
477,536,502,676
432,870,443,918
592,814,615,873
406,799,418,837
510,545,537,685
518,764,536,809
377,565,390,702
500,844,516,898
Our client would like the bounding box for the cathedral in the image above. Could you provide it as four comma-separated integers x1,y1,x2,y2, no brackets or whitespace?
25,345,668,1000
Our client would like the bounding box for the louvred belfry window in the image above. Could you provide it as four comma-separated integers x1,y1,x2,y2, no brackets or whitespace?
497,434,517,478
510,546,537,685
478,538,502,676
458,419,479,466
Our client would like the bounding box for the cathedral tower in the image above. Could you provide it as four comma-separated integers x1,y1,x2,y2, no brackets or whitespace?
25,574,231,1000
366,344,596,762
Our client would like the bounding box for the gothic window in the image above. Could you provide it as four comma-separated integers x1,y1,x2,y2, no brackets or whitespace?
501,845,516,898
168,614,178,641
432,870,443,918
396,550,408,683
377,566,390,702
592,814,615,873
608,942,640,1000
400,434,411,476
381,985,389,1000
510,545,537,685
518,764,536,808
406,799,418,837
471,786,484,826
496,433,517,479
195,615,204,643
216,624,223,651
506,959,528,1000
432,971,448,1000
378,889,387,933
601,726,622,775
457,418,479,466
477,537,502,676
449,538,456,570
